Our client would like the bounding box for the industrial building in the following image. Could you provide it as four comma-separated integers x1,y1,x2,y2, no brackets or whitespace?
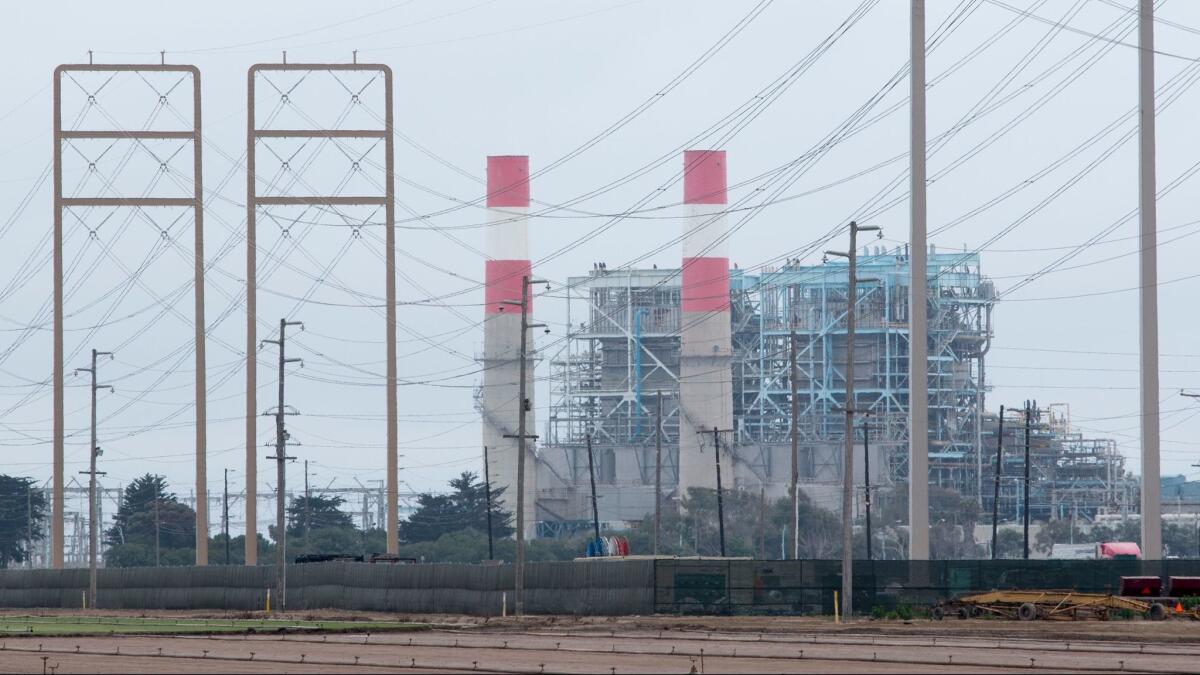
532,251,1137,538
465,150,1137,543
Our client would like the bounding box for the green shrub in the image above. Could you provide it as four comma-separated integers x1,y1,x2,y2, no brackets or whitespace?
870,606,887,619
896,604,914,620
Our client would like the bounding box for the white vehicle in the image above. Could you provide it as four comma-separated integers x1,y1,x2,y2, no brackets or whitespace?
1049,543,1098,560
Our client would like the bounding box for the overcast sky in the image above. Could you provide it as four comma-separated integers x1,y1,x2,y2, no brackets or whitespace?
3,0,1200,527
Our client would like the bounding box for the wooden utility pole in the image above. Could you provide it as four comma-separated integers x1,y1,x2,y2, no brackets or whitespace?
758,487,766,559
790,331,799,560
502,275,547,620
154,479,161,567
260,318,303,611
991,406,1005,559
586,434,601,546
711,427,733,557
304,460,311,556
1023,400,1034,560
483,446,494,561
862,419,872,562
654,391,663,556
26,487,33,569
76,348,111,608
826,220,879,620
223,469,231,565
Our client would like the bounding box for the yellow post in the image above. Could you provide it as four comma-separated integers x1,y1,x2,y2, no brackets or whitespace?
265,588,271,613
833,590,840,623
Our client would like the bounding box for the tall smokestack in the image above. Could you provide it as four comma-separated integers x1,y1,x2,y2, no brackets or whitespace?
480,155,537,537
678,150,734,498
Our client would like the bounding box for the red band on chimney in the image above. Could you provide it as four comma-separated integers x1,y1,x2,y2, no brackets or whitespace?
683,150,727,205
681,257,730,312
487,155,530,208
485,259,533,314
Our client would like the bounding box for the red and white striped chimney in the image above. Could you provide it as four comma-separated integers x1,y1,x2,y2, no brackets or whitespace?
678,150,735,494
480,156,537,536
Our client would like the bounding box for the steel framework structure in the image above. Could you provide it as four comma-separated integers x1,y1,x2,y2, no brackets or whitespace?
245,62,397,562
541,251,1006,522
746,250,993,491
52,63,207,568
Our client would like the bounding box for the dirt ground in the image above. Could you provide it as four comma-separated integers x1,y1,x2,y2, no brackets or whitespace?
2,611,1200,673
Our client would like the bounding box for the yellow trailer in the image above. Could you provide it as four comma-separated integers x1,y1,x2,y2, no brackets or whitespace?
932,590,1173,621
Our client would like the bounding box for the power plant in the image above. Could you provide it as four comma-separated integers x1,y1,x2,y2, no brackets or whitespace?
497,151,1141,543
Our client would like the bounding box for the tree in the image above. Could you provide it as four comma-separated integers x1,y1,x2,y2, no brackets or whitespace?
400,472,513,544
266,494,360,561
285,495,354,537
873,486,984,560
0,475,47,568
1034,518,1086,555
993,528,1024,559
207,534,275,565
105,474,196,567
621,487,840,559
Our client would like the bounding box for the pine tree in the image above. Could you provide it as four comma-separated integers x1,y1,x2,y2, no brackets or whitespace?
400,472,513,543
0,475,47,568
105,474,196,566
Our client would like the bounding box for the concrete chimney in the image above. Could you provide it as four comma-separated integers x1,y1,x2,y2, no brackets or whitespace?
480,155,537,536
678,150,734,497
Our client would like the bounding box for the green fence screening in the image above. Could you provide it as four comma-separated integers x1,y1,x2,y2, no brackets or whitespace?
5,559,1200,616
652,559,1200,615
0,560,655,616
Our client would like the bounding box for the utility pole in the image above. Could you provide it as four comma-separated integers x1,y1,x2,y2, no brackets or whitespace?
586,434,601,546
654,391,663,557
501,275,547,620
223,469,231,565
26,486,33,569
260,318,303,612
862,418,872,562
790,330,799,560
304,460,311,556
1024,400,1033,560
483,446,494,561
758,486,766,559
711,427,733,557
826,220,880,621
909,0,931,564
75,348,112,609
154,479,161,567
1137,0,1162,562
991,406,1005,560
